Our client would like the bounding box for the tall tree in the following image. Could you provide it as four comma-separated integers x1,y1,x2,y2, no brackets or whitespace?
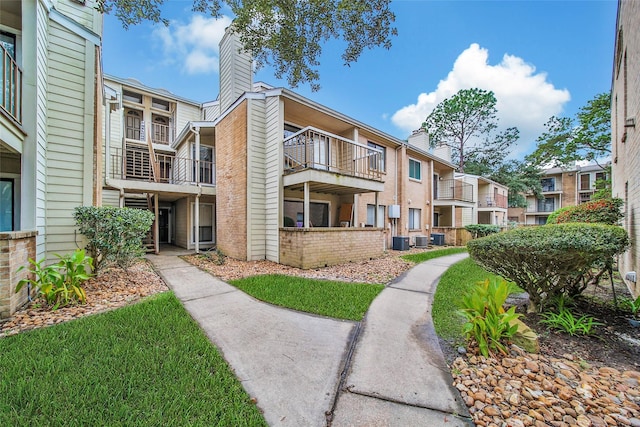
421,88,519,173
527,92,611,168
96,0,397,91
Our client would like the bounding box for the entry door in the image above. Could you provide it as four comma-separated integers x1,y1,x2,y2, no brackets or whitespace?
158,208,170,243
0,179,13,231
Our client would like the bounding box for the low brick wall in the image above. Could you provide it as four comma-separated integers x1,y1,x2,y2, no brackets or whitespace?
431,227,472,247
0,231,37,320
280,228,385,269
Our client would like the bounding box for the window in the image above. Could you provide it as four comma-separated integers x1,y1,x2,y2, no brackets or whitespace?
595,172,606,189
540,178,555,192
192,144,215,184
152,115,170,144
409,158,421,180
284,123,301,139
0,31,16,59
152,97,170,111
125,109,143,140
366,204,385,227
409,208,421,230
191,203,215,243
367,142,385,172
284,200,329,227
0,179,14,231
123,90,142,104
537,197,555,212
580,174,590,191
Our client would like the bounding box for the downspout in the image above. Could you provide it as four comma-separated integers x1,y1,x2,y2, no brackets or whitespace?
195,186,201,254
104,95,120,187
393,144,402,238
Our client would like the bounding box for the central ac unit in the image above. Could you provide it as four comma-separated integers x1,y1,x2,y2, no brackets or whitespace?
415,236,429,248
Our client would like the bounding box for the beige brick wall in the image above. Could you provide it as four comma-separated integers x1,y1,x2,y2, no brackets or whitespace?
215,101,248,260
279,228,384,269
561,172,577,207
0,231,37,320
431,227,472,246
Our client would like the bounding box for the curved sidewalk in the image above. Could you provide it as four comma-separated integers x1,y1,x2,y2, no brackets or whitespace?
147,252,472,427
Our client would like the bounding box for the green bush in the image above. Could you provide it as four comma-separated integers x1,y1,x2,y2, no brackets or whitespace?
465,224,501,239
546,206,573,224
16,249,93,309
74,206,155,272
550,198,623,225
467,223,629,312
540,308,602,336
458,278,521,357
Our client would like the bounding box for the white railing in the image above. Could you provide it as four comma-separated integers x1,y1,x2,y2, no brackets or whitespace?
283,126,383,181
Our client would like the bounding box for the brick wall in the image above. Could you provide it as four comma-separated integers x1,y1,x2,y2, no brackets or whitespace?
279,228,384,269
0,231,37,320
215,101,248,260
431,227,472,246
561,172,577,207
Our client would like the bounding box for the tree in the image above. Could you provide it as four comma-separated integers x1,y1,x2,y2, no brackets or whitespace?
527,92,611,168
465,159,543,208
96,0,397,91
421,88,519,173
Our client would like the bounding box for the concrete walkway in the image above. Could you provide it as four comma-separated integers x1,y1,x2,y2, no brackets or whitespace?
146,252,472,427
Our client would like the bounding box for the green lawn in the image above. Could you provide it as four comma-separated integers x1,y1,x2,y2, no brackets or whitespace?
401,247,468,264
0,292,266,426
432,257,510,340
229,274,384,321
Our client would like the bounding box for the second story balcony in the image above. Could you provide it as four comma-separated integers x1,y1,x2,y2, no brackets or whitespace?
435,179,474,203
478,193,508,209
283,127,383,182
1,44,22,125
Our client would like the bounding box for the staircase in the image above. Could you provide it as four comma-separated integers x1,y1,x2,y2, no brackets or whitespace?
124,193,156,253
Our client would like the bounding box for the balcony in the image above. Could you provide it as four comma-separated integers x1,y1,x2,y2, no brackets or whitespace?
283,127,383,181
1,45,22,125
110,147,215,185
435,179,474,203
526,202,555,213
478,194,508,209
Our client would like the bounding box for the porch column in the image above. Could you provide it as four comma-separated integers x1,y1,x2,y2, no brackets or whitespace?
303,182,310,228
195,194,200,253
374,192,379,227
451,205,456,227
154,193,159,254
353,194,359,227
194,126,201,183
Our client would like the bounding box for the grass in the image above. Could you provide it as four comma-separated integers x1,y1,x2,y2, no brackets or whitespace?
0,292,266,426
432,257,512,340
229,274,384,321
401,247,468,264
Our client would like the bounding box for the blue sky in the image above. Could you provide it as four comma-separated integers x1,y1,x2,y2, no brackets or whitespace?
102,0,617,157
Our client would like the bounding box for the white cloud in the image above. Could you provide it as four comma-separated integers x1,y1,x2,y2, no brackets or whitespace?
391,44,571,156
152,14,233,75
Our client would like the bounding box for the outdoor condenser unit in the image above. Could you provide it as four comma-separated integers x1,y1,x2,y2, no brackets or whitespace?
415,236,429,248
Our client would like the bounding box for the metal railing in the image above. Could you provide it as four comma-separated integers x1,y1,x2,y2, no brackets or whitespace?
152,122,170,145
110,147,215,185
526,202,555,213
478,193,508,208
435,179,474,202
1,45,21,124
283,126,383,181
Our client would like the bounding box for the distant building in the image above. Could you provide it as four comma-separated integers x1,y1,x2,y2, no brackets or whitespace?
611,0,640,296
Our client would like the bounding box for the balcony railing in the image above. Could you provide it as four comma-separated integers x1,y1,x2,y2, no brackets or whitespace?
435,179,474,203
283,126,383,181
526,202,555,213
110,147,215,185
478,194,508,208
1,45,21,124
152,122,170,145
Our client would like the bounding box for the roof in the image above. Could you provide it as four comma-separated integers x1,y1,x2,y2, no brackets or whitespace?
104,74,202,107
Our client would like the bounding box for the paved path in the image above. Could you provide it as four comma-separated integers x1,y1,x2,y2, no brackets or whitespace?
147,252,472,426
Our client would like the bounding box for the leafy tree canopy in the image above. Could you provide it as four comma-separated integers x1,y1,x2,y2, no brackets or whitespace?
96,0,397,91
422,88,519,173
527,92,611,168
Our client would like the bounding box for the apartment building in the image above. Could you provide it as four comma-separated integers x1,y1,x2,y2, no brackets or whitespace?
611,0,640,296
0,0,102,318
508,163,609,225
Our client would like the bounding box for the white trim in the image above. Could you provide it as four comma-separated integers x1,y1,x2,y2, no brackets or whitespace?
408,157,422,182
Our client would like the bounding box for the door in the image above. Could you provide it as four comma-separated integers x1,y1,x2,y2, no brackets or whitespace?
0,178,13,231
158,208,170,243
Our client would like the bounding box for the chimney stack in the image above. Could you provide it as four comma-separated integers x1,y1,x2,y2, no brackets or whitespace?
219,25,253,112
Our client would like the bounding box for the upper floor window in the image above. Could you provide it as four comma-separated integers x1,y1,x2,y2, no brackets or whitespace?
540,177,555,192
123,90,142,104
152,115,170,145
367,142,386,172
579,174,590,191
125,109,143,140
0,31,16,60
284,123,301,139
152,97,170,111
409,158,421,180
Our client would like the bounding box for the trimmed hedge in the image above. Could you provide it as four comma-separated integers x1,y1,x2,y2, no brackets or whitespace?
548,198,623,225
467,223,629,312
465,224,501,239
74,206,155,272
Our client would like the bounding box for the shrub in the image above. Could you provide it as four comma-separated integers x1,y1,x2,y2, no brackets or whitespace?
458,278,521,357
74,206,155,272
467,223,629,312
465,224,501,239
16,249,93,309
546,206,573,224
540,308,602,336
552,198,623,225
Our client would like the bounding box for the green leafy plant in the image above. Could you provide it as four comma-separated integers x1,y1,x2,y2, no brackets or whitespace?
467,223,629,312
549,198,623,225
458,278,521,357
620,295,640,318
465,224,501,239
74,206,154,272
203,248,225,266
16,249,93,309
540,308,603,336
